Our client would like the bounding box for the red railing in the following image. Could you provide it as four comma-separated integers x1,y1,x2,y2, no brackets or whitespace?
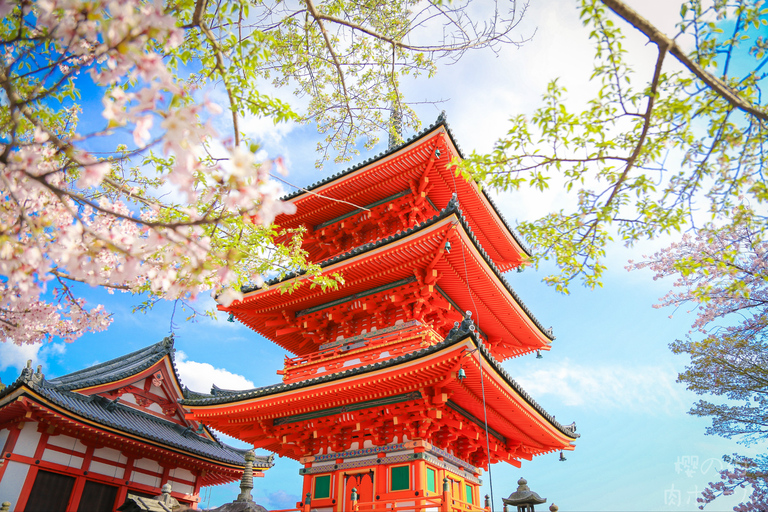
280,325,443,383
273,488,490,512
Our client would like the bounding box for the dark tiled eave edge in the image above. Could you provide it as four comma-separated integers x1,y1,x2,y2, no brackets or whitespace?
0,376,263,467
242,197,553,342
278,112,530,257
48,337,175,391
180,328,577,440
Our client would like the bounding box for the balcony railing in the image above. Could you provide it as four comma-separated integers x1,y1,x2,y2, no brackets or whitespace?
279,324,443,384
274,488,491,512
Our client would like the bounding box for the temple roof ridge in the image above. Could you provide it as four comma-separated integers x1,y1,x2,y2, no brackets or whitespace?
278,112,530,257
245,196,554,342
179,328,578,440
48,335,176,391
0,370,269,467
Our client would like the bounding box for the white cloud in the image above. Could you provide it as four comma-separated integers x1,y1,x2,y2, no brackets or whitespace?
175,350,254,393
0,342,67,374
512,358,687,415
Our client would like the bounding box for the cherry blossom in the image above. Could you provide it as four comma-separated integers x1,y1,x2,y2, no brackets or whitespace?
0,0,303,346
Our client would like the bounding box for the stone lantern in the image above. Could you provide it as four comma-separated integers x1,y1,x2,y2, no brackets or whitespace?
502,478,546,512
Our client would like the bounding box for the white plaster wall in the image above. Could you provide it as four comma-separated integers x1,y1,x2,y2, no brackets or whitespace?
132,470,160,487
171,468,194,483
0,460,29,507
47,434,87,453
14,422,41,457
89,460,122,477
0,429,9,452
169,480,194,495
42,448,83,469
121,393,138,405
147,402,164,415
134,457,161,473
93,446,122,461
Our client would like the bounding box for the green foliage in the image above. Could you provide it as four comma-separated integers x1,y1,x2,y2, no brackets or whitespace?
458,0,768,293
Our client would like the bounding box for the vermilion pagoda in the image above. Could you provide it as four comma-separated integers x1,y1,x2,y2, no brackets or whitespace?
183,115,578,511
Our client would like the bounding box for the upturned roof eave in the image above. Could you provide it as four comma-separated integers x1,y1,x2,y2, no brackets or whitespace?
277,113,531,260
230,199,553,345
0,381,265,468
181,329,577,441
48,336,175,391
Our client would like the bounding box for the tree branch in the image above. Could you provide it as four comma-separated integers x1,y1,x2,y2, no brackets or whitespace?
601,0,768,122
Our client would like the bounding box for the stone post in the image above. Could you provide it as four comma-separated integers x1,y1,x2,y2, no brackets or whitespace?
236,450,256,502
1,502,11,512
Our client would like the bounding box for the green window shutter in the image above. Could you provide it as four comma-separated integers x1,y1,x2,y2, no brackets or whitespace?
465,484,473,504
314,475,331,499
390,465,410,491
426,468,436,493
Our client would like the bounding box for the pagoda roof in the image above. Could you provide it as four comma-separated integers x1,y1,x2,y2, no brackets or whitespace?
229,198,553,359
276,113,529,272
180,326,578,450
0,339,274,471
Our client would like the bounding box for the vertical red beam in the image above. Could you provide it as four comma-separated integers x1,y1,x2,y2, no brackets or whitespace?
0,422,23,483
15,428,48,512
67,444,94,512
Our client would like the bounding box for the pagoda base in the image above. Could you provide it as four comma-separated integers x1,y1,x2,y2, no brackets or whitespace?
297,440,482,512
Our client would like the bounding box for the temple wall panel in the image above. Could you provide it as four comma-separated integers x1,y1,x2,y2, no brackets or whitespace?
172,467,195,482
168,479,194,495
0,460,28,505
134,456,162,473
14,422,40,457
93,446,121,461
47,433,87,453
0,428,9,450
132,469,162,487
42,447,83,468
89,460,122,477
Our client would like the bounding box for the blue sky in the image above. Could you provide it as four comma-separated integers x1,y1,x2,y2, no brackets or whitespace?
2,0,765,510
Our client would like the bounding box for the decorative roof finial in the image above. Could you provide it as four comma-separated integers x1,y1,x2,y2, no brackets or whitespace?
388,105,403,150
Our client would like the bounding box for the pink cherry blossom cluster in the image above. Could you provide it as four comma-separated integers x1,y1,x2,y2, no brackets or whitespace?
628,213,768,510
1,0,295,345
627,216,767,335
698,455,767,511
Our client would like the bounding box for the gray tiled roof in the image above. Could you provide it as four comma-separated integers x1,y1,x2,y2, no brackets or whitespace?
0,340,274,468
279,112,530,256
180,326,578,440
244,196,554,342
49,337,175,391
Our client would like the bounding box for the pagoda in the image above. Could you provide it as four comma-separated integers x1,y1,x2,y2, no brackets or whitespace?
183,114,578,511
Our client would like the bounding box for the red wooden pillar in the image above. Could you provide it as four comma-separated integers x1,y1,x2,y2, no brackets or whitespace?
441,477,452,512
67,444,96,512
15,428,51,511
413,459,425,511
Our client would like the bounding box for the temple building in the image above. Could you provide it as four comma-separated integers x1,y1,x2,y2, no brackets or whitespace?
0,337,272,511
183,114,578,512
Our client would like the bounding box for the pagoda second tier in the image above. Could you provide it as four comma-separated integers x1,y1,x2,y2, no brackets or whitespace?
223,200,553,364
274,114,528,272
181,327,578,471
